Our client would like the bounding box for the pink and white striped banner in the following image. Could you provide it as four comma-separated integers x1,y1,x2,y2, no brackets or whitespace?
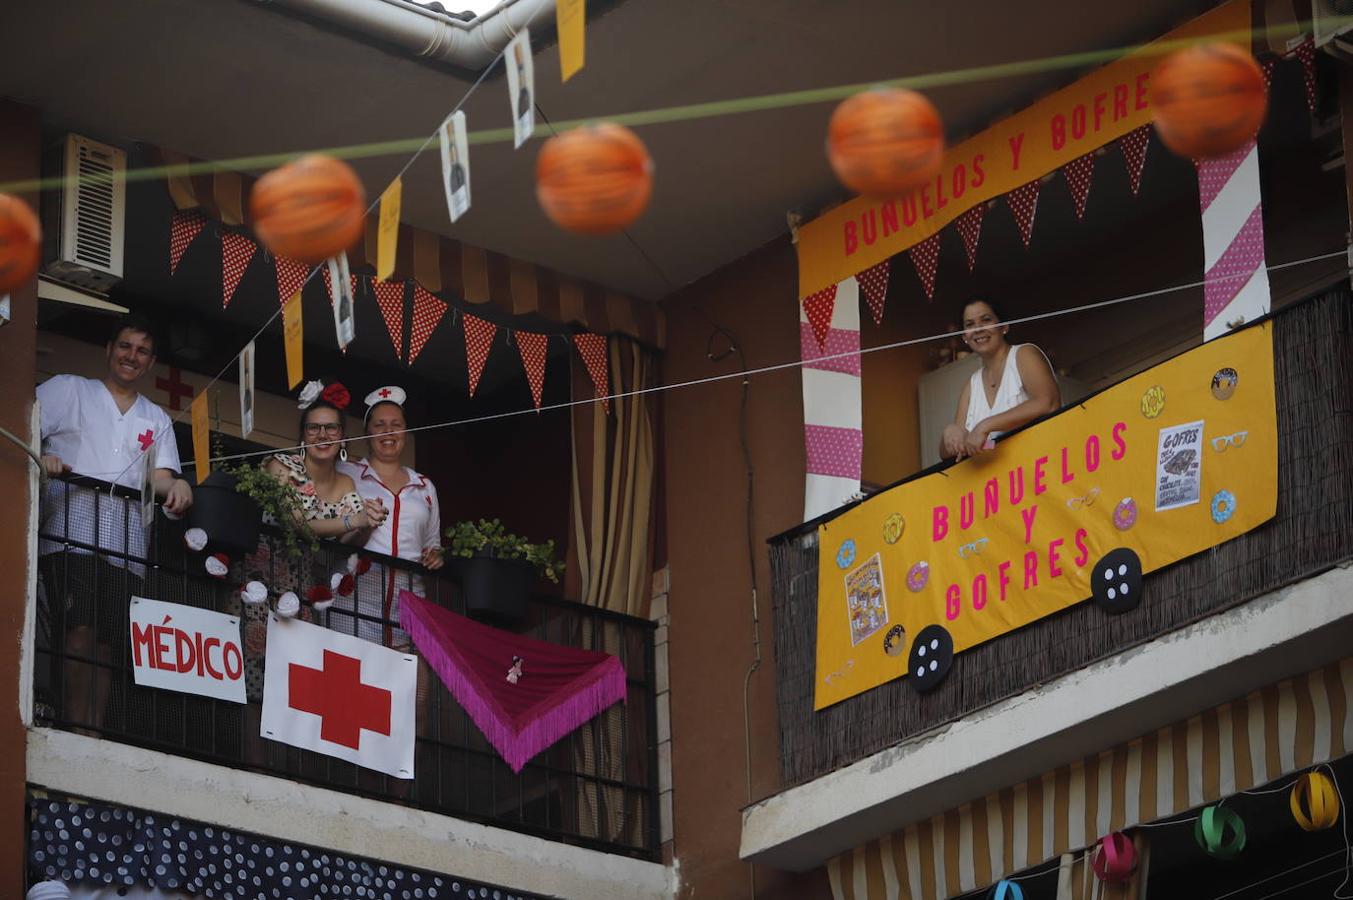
801,276,862,520
1197,141,1270,341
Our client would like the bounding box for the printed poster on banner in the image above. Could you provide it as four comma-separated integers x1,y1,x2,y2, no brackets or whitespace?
260,613,417,778
505,28,535,148
129,597,246,703
239,339,255,439
327,252,356,350
439,110,472,223
1155,420,1203,511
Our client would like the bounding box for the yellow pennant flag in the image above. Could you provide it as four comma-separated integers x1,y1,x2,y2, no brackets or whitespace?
190,388,211,483
557,0,585,81
283,290,304,389
377,177,402,281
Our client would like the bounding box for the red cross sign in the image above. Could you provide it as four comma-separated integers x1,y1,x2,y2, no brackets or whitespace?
137,429,155,451
378,388,392,398
154,367,195,411
288,650,392,749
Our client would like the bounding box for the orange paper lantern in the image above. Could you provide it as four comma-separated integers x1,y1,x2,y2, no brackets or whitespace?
249,154,366,265
1151,43,1268,159
536,123,654,234
0,193,41,293
827,87,945,197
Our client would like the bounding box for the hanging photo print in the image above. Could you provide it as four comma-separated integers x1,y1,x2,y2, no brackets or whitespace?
327,252,356,350
505,28,535,148
440,110,472,223
239,339,255,439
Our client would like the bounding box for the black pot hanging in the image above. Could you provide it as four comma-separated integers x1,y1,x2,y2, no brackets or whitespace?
186,471,262,558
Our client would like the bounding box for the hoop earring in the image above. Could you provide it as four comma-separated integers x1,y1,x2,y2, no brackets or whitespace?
339,446,348,462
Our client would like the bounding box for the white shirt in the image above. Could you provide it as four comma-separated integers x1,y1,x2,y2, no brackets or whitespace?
337,458,442,561
37,374,182,562
965,344,1044,436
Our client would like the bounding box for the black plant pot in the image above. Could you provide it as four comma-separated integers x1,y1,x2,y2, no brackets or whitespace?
187,471,262,558
455,554,538,628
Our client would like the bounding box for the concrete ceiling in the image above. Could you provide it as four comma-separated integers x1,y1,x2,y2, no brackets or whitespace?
0,0,1221,301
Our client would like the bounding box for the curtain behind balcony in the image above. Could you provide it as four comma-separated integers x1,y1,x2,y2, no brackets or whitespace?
566,335,657,845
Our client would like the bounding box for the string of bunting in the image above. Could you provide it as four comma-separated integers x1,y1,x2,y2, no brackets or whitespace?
166,219,613,410
819,38,1320,328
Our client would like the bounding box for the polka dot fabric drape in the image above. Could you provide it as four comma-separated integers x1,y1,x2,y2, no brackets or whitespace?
28,796,544,900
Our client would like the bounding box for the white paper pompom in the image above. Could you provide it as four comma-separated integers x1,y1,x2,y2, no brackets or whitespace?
330,572,344,591
241,581,268,605
184,527,209,552
276,592,301,618
204,553,229,578
161,506,183,522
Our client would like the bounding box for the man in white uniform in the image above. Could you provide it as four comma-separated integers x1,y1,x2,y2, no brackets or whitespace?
37,315,193,730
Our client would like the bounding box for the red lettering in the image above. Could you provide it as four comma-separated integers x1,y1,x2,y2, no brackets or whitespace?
1085,435,1101,472
952,163,967,200
1093,92,1107,132
1060,446,1075,484
998,561,1012,602
1009,132,1026,169
1008,466,1025,505
960,492,975,530
861,209,878,246
1135,72,1149,110
1113,84,1129,120
1034,455,1049,495
131,622,155,668
920,184,934,219
224,643,243,680
934,171,948,210
203,637,224,679
972,574,988,611
971,154,986,188
1074,528,1090,567
984,477,1000,517
946,584,962,621
1051,114,1066,151
901,195,918,227
1111,422,1128,460
1022,505,1038,544
174,628,195,674
1071,103,1087,140
844,221,858,256
1048,538,1064,578
881,201,899,237
932,505,949,542
152,626,172,670
1023,550,1039,589
194,631,206,677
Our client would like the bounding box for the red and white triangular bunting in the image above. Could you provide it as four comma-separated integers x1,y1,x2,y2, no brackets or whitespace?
1293,38,1317,114
221,231,257,309
1119,125,1151,196
1261,56,1278,87
802,284,838,350
514,331,549,409
908,234,940,301
319,265,358,307
463,313,497,397
409,284,449,365
955,204,987,271
371,278,406,362
170,211,206,276
856,260,890,325
573,333,610,413
1006,180,1041,248
1063,151,1097,221
273,256,311,307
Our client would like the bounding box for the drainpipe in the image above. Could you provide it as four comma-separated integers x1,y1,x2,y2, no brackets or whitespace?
255,0,557,70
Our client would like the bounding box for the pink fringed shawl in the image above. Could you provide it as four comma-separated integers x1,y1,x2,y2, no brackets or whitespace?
399,591,628,772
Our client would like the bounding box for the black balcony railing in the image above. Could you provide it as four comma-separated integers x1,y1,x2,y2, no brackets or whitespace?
770,287,1353,788
32,476,660,861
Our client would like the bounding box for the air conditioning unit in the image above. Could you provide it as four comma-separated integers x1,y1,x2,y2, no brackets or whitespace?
42,133,126,292
1314,0,1353,58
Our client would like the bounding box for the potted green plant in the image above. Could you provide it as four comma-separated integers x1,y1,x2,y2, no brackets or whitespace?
187,458,315,560
444,519,564,626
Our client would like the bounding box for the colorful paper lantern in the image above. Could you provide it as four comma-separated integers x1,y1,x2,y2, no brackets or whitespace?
989,878,1024,900
1194,805,1246,860
826,87,945,197
0,193,42,293
250,154,366,265
1091,831,1137,883
535,123,654,234
1290,771,1341,832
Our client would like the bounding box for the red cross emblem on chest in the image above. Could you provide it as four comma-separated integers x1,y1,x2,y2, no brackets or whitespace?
288,649,392,749
136,429,155,451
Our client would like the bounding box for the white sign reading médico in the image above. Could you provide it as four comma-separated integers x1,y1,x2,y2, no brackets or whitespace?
129,596,247,703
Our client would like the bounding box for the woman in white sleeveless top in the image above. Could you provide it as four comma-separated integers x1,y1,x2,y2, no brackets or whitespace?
939,299,1061,461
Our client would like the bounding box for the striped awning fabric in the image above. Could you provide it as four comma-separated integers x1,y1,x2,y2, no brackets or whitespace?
827,656,1352,900
145,146,666,349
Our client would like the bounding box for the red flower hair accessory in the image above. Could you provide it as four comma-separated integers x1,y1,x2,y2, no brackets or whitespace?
321,382,351,410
